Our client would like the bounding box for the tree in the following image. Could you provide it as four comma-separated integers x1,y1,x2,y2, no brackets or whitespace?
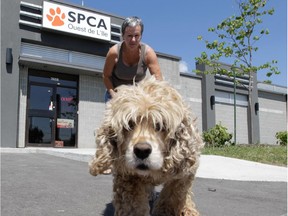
195,0,280,144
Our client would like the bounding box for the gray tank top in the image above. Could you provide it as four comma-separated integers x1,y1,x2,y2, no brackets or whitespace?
110,42,148,88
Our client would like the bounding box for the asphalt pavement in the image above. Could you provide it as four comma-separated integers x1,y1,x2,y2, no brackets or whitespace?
1,148,287,216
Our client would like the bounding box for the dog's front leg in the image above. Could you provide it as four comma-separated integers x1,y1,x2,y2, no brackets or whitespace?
152,175,199,216
113,175,152,216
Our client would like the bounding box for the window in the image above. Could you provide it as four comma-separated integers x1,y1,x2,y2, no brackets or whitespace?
215,91,248,106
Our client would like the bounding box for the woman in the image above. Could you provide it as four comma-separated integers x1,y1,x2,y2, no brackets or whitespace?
101,17,163,174
103,16,163,102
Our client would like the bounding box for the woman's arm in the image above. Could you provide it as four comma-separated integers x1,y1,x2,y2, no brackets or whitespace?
145,45,163,81
103,45,118,97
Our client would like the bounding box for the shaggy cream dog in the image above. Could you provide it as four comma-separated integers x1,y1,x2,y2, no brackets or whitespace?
89,76,204,216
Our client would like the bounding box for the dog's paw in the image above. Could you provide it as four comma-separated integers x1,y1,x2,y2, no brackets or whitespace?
88,158,101,176
89,158,113,176
89,165,99,176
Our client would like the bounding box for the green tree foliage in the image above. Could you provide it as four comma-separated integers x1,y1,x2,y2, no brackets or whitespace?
195,0,280,79
263,80,272,84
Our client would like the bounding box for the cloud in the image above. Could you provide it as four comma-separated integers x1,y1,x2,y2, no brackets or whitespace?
179,60,189,73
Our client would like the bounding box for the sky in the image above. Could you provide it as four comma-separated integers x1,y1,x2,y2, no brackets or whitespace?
63,0,287,87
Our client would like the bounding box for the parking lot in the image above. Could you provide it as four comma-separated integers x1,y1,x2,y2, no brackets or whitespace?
1,153,287,216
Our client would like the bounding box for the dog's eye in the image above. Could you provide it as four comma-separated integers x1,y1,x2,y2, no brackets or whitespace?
127,120,136,131
155,123,161,131
110,137,117,147
155,122,165,132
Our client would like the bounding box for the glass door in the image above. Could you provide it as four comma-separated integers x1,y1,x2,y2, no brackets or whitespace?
27,84,56,146
26,71,78,147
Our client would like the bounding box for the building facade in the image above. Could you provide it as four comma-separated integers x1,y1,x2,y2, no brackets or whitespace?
258,83,287,144
1,0,287,148
197,62,287,145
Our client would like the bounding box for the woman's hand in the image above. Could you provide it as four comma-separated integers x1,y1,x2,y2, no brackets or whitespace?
109,89,116,98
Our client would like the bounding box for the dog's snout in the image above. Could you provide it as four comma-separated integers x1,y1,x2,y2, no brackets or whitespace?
134,143,152,160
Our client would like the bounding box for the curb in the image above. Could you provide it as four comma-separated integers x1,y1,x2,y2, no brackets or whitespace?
0,147,94,162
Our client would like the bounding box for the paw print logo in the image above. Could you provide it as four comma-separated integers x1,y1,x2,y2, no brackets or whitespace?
46,7,65,26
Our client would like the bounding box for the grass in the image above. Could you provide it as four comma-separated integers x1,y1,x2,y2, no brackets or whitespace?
202,144,287,167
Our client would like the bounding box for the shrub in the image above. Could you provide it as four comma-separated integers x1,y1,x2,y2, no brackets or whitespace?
275,131,287,146
202,123,233,147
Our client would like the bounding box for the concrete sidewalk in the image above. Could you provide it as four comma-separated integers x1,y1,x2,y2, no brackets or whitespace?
1,147,287,182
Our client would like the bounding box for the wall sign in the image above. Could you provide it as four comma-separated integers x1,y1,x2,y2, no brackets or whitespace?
42,1,111,41
57,119,74,128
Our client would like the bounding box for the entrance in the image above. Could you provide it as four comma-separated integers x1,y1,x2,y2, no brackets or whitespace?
26,70,78,147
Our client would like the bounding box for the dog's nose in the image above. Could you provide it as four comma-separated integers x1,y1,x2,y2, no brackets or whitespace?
134,143,152,160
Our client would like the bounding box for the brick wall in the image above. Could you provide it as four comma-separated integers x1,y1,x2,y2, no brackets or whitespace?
179,75,203,132
77,74,106,148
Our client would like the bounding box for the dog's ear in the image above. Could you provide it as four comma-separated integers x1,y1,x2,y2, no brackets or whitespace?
89,125,117,176
168,116,203,174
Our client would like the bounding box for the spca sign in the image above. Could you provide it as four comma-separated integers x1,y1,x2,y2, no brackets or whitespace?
42,1,111,41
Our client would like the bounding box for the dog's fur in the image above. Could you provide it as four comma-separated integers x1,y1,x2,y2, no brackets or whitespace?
89,76,204,216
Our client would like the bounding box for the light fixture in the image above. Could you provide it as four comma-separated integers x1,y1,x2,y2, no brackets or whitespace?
6,48,13,64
